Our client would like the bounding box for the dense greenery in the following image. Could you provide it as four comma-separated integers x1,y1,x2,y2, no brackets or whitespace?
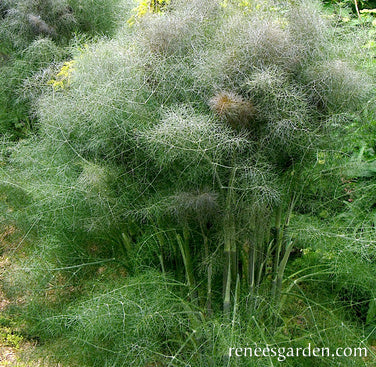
0,0,132,139
0,0,375,366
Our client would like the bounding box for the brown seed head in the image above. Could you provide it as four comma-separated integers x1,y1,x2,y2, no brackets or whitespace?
209,91,255,130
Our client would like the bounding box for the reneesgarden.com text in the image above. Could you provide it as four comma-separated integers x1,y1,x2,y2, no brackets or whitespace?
229,344,367,362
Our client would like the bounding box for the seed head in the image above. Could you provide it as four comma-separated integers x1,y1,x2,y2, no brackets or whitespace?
209,91,255,130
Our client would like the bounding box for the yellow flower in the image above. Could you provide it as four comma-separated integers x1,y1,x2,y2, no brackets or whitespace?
128,0,171,26
47,60,76,90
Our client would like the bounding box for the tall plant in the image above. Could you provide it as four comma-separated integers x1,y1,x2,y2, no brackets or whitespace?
1,0,372,337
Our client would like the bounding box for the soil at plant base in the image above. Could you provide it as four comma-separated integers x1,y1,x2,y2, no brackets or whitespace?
0,256,17,365
0,255,48,367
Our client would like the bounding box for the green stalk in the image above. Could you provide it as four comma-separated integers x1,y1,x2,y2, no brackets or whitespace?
257,239,273,287
284,192,296,228
274,240,294,305
121,232,132,254
230,245,237,286
201,224,212,317
158,253,168,291
224,259,232,316
232,273,240,328
120,232,132,270
249,243,256,297
207,261,213,317
228,273,240,358
158,254,165,276
223,166,237,314
271,193,296,300
177,233,197,303
253,214,265,289
242,240,250,287
271,205,283,299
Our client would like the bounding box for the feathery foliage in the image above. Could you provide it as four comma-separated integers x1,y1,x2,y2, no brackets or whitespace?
0,0,375,365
